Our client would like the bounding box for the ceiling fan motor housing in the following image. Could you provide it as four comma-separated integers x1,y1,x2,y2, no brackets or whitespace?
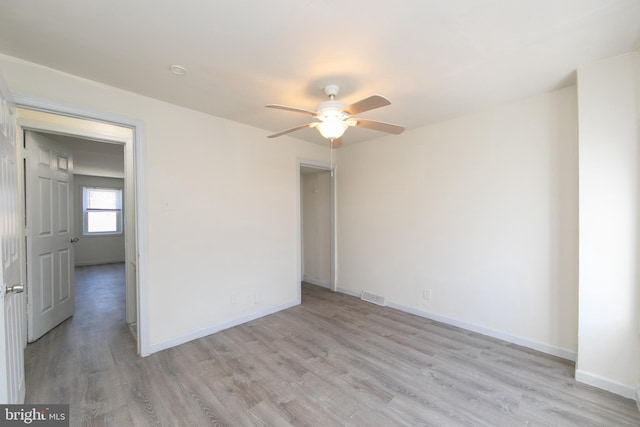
317,101,347,120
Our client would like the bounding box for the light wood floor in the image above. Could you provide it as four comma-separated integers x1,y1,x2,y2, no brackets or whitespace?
25,264,640,426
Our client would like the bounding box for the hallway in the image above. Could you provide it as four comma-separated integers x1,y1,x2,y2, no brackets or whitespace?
24,263,135,423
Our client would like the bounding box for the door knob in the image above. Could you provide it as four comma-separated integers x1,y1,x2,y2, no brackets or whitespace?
70,237,79,243
5,284,24,294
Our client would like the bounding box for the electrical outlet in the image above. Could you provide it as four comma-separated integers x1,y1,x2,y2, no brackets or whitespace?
423,289,431,301
231,295,239,304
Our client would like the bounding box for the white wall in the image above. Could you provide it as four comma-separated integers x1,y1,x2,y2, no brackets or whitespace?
576,51,640,398
302,171,331,286
0,54,329,352
337,85,579,358
73,174,126,266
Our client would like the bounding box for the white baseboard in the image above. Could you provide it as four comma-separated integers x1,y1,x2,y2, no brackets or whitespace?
147,299,299,355
336,286,360,298
336,286,576,362
302,276,331,289
575,370,636,399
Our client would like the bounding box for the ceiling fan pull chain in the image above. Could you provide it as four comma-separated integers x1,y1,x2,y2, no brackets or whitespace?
330,139,335,176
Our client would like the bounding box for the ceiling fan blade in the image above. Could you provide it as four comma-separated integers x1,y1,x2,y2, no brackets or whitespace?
329,137,343,149
266,104,317,116
268,123,317,138
343,95,391,115
353,118,405,135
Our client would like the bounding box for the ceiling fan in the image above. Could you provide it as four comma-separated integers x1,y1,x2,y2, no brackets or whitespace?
266,84,405,147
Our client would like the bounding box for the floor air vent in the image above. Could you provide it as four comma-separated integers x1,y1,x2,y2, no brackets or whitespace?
361,291,387,307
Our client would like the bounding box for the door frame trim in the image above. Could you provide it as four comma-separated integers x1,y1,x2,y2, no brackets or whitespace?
297,158,336,297
12,94,150,356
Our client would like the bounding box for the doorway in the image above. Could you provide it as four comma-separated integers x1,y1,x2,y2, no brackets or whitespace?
298,160,336,295
15,106,143,354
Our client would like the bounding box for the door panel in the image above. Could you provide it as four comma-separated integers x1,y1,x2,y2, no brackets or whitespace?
26,131,74,342
39,253,54,312
38,177,52,235
0,73,26,403
59,248,71,302
57,180,70,233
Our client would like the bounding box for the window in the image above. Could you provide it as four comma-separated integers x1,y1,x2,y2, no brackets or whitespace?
83,187,123,235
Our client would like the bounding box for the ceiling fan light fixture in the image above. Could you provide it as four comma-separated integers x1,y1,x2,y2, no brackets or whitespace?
317,117,348,139
316,102,349,139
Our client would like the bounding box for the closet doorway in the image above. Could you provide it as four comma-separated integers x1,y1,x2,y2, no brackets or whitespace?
299,161,335,292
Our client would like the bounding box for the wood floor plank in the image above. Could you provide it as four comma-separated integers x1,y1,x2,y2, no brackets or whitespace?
278,395,347,427
23,267,640,426
247,400,294,427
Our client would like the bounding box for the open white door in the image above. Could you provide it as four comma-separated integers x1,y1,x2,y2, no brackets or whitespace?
0,74,26,403
25,131,74,342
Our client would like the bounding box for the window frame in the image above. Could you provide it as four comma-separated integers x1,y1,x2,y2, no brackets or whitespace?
82,186,123,236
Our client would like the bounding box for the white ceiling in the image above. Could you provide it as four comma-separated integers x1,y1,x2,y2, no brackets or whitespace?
1,1,639,146
45,133,125,178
